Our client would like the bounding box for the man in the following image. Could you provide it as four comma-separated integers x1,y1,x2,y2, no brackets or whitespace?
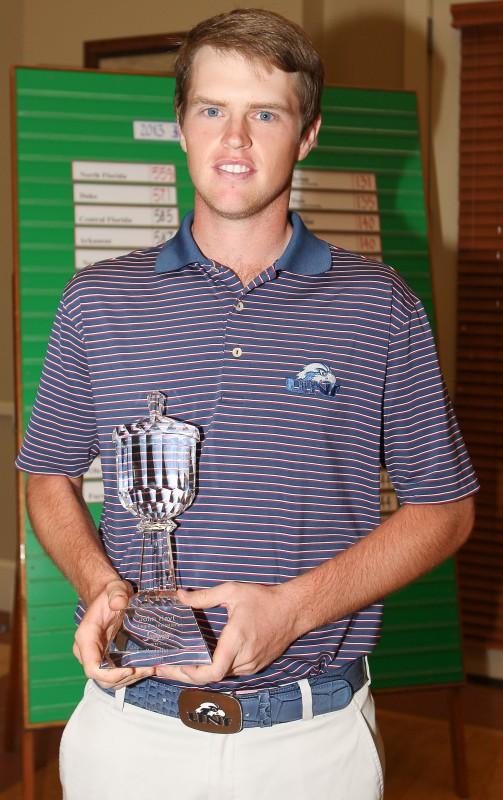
17,8,478,800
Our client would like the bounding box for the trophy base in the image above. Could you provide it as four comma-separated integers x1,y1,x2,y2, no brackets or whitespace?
104,590,212,667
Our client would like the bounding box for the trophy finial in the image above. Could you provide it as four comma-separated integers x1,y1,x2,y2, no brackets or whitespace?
147,390,166,420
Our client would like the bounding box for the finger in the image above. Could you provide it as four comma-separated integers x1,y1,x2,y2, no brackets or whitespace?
77,632,107,676
177,585,229,610
107,580,132,610
153,664,196,683
76,615,117,677
227,649,261,676
72,640,82,665
80,628,136,683
88,663,134,685
226,661,257,676
94,666,155,689
180,628,238,685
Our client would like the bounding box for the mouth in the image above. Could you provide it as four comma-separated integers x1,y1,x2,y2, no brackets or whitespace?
214,160,255,179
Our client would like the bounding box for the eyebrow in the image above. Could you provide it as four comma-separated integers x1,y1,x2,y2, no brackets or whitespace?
190,96,293,113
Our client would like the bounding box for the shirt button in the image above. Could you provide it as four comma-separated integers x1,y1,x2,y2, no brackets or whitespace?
235,300,245,312
232,347,243,358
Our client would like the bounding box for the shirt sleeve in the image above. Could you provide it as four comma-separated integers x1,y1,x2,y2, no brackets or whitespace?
382,295,479,504
16,293,99,477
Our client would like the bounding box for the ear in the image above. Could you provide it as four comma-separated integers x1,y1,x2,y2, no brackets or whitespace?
297,115,321,162
177,117,187,153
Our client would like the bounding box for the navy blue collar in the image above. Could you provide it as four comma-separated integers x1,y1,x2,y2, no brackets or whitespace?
155,211,332,276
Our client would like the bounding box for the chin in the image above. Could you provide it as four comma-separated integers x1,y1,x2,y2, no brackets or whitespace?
198,191,286,221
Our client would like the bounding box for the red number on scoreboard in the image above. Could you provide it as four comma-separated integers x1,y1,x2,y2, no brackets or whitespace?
354,194,378,211
151,186,167,203
352,174,373,190
150,165,173,183
359,236,378,251
358,215,377,231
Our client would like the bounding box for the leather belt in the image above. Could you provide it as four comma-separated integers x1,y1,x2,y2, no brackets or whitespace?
98,657,367,734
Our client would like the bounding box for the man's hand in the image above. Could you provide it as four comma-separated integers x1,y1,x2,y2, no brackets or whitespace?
155,581,300,685
73,578,155,689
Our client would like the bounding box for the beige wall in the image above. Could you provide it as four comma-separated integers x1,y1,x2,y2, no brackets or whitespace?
321,0,405,88
0,0,484,610
21,0,304,65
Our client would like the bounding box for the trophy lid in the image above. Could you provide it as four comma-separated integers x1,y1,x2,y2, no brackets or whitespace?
113,390,200,441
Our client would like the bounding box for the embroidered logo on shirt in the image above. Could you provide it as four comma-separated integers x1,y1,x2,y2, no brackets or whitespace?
285,362,341,398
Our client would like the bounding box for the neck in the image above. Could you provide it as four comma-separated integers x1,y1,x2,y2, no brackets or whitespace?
191,194,292,284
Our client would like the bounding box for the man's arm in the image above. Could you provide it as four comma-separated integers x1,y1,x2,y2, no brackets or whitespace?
26,473,155,688
283,495,474,635
27,473,118,605
158,496,474,684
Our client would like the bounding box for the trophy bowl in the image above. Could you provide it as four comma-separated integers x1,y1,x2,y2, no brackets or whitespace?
104,390,211,667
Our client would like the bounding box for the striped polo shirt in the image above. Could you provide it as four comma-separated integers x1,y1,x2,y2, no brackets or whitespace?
17,211,478,691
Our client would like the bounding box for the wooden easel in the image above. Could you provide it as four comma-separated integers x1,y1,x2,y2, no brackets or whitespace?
3,570,63,800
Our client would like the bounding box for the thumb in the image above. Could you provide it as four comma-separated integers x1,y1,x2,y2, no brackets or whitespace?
107,579,132,610
177,585,228,610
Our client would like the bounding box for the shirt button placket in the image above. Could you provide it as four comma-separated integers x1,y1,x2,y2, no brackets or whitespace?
231,299,245,356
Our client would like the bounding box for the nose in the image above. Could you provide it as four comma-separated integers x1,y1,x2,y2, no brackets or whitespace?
222,114,252,150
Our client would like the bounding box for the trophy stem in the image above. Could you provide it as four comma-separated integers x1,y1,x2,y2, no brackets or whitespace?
138,519,177,595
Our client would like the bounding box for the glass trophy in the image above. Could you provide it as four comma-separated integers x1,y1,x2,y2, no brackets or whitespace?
104,390,211,667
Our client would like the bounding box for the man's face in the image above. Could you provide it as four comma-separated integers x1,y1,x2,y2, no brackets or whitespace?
178,46,319,221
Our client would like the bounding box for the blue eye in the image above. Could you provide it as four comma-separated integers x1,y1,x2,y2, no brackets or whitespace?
258,111,274,122
205,107,220,117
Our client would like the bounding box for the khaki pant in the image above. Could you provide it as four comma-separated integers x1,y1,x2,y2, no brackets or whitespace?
60,678,385,799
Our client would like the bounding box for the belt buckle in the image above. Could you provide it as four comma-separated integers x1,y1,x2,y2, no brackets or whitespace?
178,689,243,734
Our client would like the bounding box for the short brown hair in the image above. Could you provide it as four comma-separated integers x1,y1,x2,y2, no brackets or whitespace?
174,8,324,136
